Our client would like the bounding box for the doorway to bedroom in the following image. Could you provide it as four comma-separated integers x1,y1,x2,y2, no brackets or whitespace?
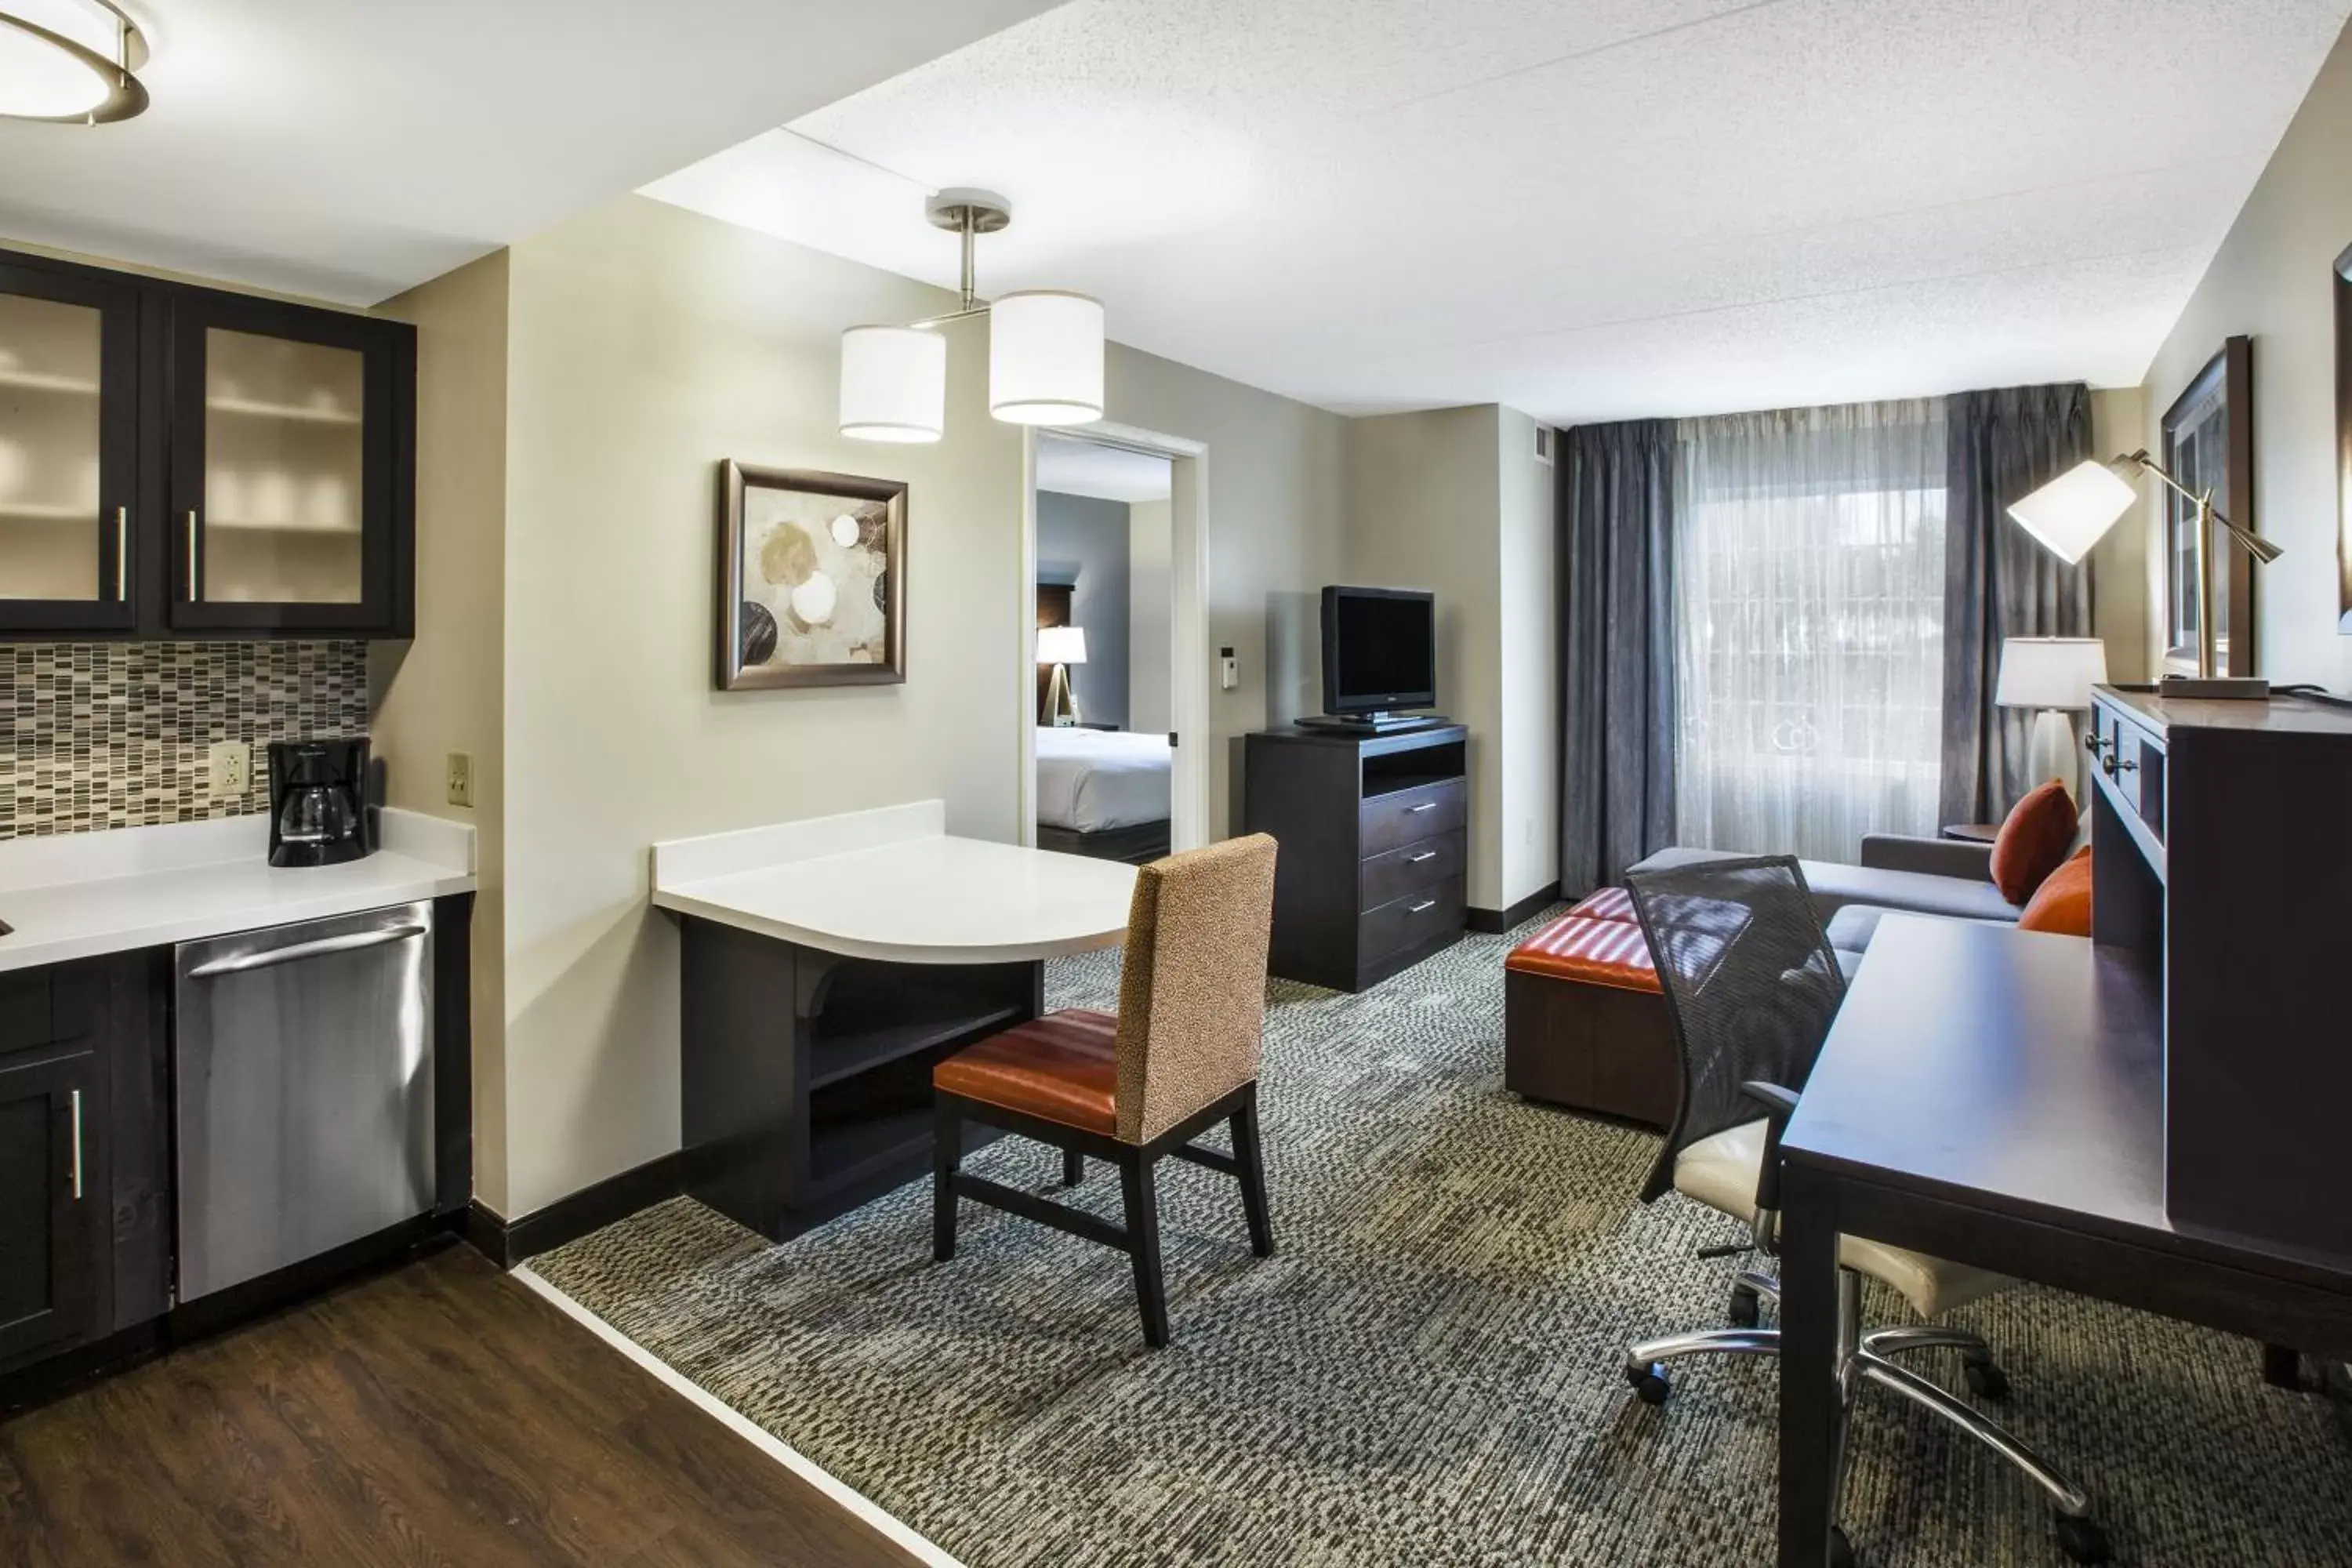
1028,429,1200,864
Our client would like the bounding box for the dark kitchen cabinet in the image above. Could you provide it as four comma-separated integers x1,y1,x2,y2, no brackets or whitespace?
0,1049,105,1366
0,245,413,641
0,953,169,1378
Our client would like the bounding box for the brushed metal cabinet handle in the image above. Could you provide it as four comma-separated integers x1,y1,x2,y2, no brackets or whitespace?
113,506,128,601
185,923,428,978
184,510,200,601
69,1088,84,1200
1408,851,1438,864
1406,802,1438,814
1407,898,1437,914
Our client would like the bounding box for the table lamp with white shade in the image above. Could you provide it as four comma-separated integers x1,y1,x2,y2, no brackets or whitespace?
2006,448,2281,699
1998,637,2108,799
1037,624,1087,726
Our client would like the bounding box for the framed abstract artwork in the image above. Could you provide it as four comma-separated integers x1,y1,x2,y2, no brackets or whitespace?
2160,336,2255,677
715,462,906,691
2336,243,2352,634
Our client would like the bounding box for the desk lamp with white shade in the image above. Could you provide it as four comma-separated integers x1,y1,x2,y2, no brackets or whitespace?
1037,625,1087,726
2006,449,2282,699
1998,637,2108,800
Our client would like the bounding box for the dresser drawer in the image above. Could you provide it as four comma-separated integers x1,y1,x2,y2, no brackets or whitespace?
1360,829,1464,913
1359,876,1465,965
1360,779,1466,858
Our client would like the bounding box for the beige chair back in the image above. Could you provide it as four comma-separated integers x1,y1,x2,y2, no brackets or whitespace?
1112,834,1278,1144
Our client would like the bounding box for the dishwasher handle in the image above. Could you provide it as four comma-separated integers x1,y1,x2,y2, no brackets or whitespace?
184,923,428,978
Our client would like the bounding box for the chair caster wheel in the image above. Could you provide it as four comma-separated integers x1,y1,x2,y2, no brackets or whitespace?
1829,1524,1858,1568
1728,1284,1762,1328
2053,1514,2111,1563
1963,1359,2011,1402
1625,1361,1671,1406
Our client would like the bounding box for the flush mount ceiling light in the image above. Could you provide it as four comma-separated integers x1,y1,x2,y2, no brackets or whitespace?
838,188,1105,444
0,0,149,124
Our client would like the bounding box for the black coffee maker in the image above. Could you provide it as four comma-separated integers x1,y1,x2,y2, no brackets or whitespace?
267,738,372,867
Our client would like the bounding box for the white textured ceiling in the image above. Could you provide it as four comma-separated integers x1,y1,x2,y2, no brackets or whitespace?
646,0,2352,424
1036,435,1171,502
0,0,1058,304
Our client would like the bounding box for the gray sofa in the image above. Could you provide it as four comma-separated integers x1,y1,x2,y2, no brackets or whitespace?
1628,836,2023,968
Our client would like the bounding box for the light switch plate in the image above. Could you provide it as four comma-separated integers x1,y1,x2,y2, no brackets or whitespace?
446,750,474,808
206,740,250,799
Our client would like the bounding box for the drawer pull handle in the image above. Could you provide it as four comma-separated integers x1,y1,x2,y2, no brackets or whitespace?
114,506,129,601
1406,802,1438,814
69,1089,84,1201
184,510,200,601
1408,851,1437,864
1407,898,1437,914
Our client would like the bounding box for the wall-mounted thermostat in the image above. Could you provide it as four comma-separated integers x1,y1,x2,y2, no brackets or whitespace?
1219,646,1239,691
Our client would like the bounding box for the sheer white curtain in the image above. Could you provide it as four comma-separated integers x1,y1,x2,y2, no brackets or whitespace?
1673,399,1947,862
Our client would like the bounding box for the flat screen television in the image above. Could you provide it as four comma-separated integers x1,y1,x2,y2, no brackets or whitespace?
1320,586,1436,716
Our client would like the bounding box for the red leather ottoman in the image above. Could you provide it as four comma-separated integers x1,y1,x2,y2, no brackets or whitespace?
1502,890,1678,1128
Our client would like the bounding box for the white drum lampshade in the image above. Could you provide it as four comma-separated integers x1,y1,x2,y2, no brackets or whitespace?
1036,624,1088,666
989,291,1104,426
1998,637,2108,796
2005,459,2138,565
839,325,946,443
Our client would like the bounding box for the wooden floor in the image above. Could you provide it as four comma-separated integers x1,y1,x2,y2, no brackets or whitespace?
0,1242,922,1567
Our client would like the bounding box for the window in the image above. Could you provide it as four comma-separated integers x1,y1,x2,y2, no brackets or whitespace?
1673,400,1947,861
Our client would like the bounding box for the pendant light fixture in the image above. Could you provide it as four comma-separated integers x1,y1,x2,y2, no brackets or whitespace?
0,0,148,124
838,188,1105,443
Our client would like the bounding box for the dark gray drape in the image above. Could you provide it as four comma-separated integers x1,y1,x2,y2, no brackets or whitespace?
1940,384,2093,824
1559,420,1678,896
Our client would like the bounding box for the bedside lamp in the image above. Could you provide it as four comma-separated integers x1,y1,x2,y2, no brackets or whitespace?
2007,450,2281,699
1998,637,2108,800
1037,624,1087,727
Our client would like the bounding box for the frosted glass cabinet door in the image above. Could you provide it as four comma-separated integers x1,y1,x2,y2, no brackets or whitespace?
0,263,138,631
169,293,402,633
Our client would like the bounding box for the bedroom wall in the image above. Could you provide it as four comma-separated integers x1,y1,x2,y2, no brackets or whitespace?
1496,409,1559,912
1129,499,1173,735
1036,489,1131,728
2138,17,2352,691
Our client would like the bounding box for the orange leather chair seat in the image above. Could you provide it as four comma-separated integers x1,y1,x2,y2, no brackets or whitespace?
1564,885,1639,924
1504,913,1661,993
933,1008,1120,1134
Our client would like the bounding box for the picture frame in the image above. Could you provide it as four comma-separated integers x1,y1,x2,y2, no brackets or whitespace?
2336,243,2352,635
2160,336,2255,677
715,461,906,691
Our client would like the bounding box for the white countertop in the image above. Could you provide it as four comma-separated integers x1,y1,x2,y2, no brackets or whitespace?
0,810,477,975
652,800,1134,964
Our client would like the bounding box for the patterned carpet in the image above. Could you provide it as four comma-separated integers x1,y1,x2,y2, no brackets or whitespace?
535,916,2352,1567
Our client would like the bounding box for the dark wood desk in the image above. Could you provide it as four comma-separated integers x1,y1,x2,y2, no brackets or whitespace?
1775,916,2352,1567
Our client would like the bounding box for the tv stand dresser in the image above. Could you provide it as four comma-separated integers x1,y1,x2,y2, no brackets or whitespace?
1243,724,1467,991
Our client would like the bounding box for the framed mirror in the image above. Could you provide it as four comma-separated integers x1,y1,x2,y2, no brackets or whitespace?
2161,336,2255,676
2336,243,2351,634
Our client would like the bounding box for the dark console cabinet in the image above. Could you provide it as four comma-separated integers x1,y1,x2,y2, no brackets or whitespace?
2088,686,2352,1260
1243,724,1468,992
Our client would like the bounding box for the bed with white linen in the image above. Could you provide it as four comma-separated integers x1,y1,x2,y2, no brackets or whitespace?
1035,726,1172,863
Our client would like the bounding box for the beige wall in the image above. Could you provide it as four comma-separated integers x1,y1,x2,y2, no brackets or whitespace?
1496,409,1559,908
2088,385,2153,684
1103,343,1347,839
1128,498,1173,735
2139,20,2352,691
484,194,1345,1217
372,251,513,1210
1341,406,1507,908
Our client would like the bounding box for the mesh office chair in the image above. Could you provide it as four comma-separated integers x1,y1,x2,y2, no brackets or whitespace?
1620,855,2109,1566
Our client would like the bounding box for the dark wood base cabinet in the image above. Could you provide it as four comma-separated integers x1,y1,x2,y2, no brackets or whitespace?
1243,724,1469,992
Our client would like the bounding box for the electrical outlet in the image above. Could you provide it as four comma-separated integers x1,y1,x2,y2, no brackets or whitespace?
446,750,474,808
206,740,250,799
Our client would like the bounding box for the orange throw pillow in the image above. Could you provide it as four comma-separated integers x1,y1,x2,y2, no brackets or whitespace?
1990,779,2078,904
2018,847,2092,936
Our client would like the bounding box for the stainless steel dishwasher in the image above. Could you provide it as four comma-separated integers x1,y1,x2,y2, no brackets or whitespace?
173,902,434,1302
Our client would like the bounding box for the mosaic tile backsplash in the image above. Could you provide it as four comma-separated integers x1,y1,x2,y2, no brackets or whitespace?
2,642,370,840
